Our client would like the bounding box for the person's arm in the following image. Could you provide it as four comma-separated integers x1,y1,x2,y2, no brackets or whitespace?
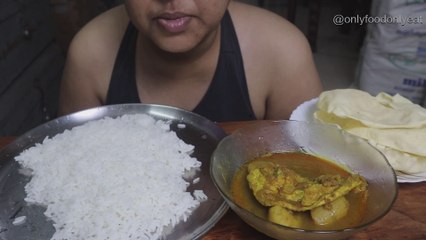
230,2,322,120
58,6,127,116
58,30,103,116
265,20,322,120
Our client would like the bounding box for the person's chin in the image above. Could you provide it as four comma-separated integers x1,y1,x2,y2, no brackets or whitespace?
155,37,200,54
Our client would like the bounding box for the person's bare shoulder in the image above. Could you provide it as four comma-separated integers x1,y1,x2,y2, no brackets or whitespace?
74,5,128,60
59,5,129,115
229,2,322,120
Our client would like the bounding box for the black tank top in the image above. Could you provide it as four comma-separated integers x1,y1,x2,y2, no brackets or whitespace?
106,11,256,122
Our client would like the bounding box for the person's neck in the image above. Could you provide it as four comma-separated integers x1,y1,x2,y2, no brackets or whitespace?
136,28,221,83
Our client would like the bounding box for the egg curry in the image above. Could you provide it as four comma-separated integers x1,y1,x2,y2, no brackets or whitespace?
231,152,368,230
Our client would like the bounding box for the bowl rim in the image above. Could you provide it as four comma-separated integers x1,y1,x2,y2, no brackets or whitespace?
210,120,399,234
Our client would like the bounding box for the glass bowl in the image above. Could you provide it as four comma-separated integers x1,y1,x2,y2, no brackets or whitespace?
210,120,398,240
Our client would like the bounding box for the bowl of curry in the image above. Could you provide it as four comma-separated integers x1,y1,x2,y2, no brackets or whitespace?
210,120,397,240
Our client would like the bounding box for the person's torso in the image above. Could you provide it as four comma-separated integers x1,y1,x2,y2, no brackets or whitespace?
106,10,256,122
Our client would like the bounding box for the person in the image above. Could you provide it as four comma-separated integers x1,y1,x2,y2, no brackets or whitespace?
58,0,323,122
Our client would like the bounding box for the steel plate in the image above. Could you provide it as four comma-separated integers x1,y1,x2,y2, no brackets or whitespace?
0,104,228,240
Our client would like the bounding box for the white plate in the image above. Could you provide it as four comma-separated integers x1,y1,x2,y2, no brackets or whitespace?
289,98,318,122
290,99,426,183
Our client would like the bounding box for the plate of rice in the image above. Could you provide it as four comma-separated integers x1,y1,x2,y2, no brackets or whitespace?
0,104,228,240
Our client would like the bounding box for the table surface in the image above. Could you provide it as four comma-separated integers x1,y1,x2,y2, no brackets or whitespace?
1,121,426,240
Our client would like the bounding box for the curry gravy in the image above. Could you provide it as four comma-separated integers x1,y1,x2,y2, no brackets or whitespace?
231,152,368,230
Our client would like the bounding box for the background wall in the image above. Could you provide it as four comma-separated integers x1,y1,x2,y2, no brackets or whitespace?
0,0,119,136
1,0,63,136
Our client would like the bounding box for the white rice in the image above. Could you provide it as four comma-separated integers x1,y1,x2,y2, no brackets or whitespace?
15,114,206,240
193,190,208,202
12,216,27,226
192,177,200,184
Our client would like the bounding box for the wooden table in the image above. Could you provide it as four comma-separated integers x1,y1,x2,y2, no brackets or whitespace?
1,121,426,240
